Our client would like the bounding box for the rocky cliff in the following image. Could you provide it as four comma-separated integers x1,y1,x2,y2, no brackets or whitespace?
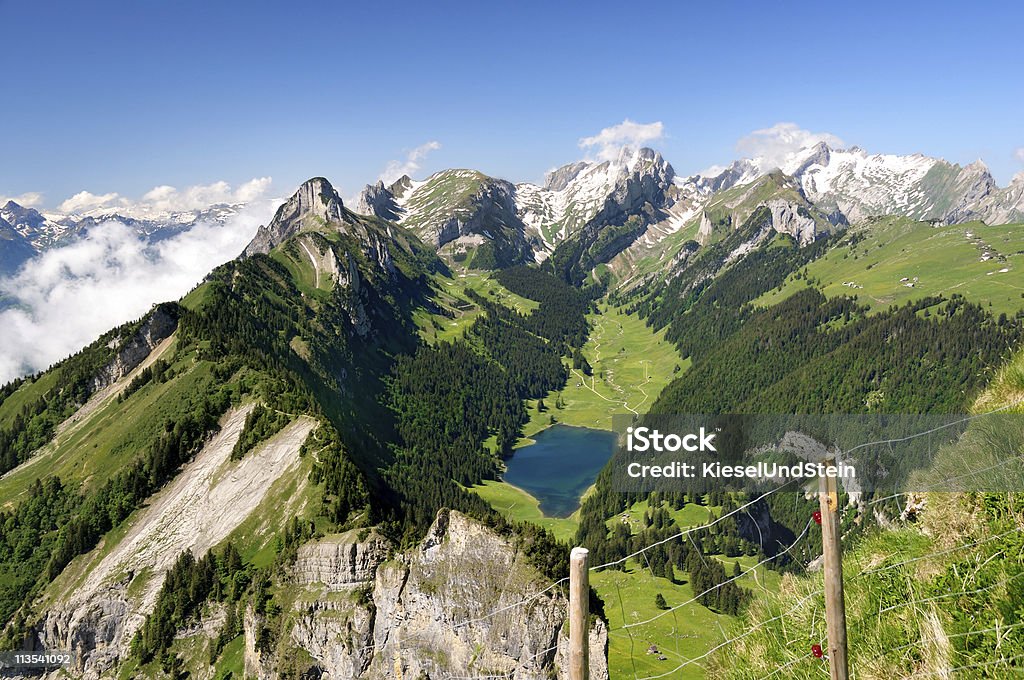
243,177,345,257
353,180,401,221
89,303,180,392
249,511,608,679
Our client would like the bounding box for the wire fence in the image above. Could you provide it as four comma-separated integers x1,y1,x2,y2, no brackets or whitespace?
350,402,1024,678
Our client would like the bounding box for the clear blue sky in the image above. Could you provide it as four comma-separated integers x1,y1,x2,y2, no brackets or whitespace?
3,0,1023,208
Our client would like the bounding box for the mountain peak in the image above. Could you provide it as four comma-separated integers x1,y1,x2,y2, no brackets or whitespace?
242,177,345,257
353,180,400,221
543,161,589,192
964,159,990,174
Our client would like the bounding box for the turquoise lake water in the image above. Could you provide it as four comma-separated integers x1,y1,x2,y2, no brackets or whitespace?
502,424,618,517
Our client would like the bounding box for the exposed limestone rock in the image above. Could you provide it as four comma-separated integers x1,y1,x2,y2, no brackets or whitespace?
353,180,400,221
293,530,391,589
89,303,179,392
243,177,345,257
280,511,609,679
33,411,315,679
544,161,589,192
697,210,714,245
765,198,822,245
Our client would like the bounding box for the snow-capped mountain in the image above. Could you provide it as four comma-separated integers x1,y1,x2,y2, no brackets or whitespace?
699,141,1024,226
8,139,1024,280
352,146,677,268
0,200,245,276
515,146,676,251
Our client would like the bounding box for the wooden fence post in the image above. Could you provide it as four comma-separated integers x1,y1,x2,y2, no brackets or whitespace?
819,460,849,680
569,546,590,680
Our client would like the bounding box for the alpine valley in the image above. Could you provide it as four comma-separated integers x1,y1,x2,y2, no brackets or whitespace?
1,139,1023,679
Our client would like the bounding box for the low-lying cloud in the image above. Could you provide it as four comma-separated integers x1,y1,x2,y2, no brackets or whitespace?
0,200,275,384
736,122,844,171
55,178,274,216
378,141,442,185
579,119,665,162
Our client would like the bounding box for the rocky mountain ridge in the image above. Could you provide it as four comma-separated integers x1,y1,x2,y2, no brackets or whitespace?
8,141,1024,279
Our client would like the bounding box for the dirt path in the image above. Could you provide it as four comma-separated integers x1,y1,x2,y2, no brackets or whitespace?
575,314,654,417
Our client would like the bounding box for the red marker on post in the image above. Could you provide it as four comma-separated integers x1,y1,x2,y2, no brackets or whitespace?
812,510,822,525
811,643,824,659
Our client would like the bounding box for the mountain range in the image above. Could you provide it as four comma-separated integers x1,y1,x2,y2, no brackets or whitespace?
344,142,1024,278
0,136,1022,678
0,200,244,276
5,141,1022,283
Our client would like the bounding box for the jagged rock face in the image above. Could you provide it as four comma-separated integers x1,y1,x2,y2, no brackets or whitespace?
244,177,344,257
89,304,179,392
774,144,1024,226
544,161,589,192
689,159,762,195
517,147,676,248
765,198,822,245
281,511,608,679
353,181,400,221
593,147,675,227
35,584,133,679
1,200,47,232
293,530,391,589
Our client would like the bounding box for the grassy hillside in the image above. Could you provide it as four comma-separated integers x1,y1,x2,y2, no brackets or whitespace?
756,218,1024,316
704,352,1024,679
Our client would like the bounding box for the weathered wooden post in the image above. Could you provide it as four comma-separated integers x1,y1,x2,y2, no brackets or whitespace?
818,459,849,680
569,546,590,680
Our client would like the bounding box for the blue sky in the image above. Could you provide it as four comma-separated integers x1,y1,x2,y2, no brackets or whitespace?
3,0,1023,210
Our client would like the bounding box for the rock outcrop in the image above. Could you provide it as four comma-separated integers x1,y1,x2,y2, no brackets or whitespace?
353,180,400,221
243,177,345,257
279,511,609,679
293,529,391,589
765,198,823,245
89,303,179,392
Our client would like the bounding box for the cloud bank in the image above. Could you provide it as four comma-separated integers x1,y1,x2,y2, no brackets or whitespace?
579,119,665,162
736,122,844,171
55,178,274,216
0,200,275,384
1,192,44,208
378,141,442,185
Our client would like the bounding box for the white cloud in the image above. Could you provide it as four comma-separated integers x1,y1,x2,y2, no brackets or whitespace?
378,141,442,185
1015,147,1024,163
59,190,124,213
579,119,665,162
137,177,273,214
0,199,276,384
736,122,844,171
1,192,44,208
58,178,274,216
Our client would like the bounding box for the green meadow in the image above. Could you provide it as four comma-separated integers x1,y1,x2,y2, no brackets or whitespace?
756,218,1024,315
